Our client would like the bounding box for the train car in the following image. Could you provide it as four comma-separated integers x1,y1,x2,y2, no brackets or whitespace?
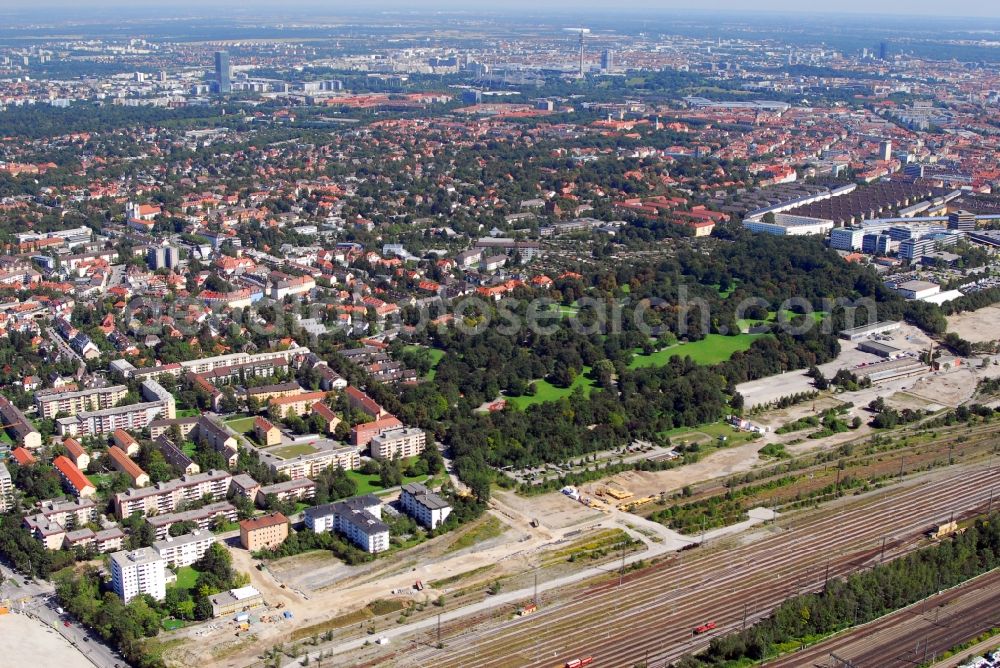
564,657,594,668
693,621,717,634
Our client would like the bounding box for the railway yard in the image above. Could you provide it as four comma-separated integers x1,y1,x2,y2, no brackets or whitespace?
763,568,1000,668
291,461,1000,668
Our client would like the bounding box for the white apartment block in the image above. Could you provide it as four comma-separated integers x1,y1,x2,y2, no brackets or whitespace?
152,530,216,568
400,483,452,530
35,385,128,419
55,379,174,437
110,547,167,603
370,427,426,460
114,469,233,519
0,463,12,513
304,495,389,553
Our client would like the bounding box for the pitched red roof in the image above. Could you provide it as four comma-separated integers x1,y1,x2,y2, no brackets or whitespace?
53,455,94,494
107,446,147,481
240,512,288,532
63,437,86,460
11,447,36,466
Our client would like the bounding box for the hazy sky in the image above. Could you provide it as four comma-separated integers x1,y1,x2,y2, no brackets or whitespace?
2,0,1000,18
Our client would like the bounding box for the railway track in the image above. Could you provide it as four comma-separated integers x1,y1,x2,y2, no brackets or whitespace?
393,465,1000,668
764,569,1000,667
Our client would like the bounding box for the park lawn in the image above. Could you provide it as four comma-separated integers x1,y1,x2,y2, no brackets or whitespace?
268,443,318,459
225,416,256,434
345,468,435,496
507,365,596,409
736,310,827,333
628,334,763,369
404,344,445,381
162,618,187,631
175,408,200,418
171,566,200,592
711,279,740,298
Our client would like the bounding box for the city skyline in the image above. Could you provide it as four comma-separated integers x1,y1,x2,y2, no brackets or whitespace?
2,1,1000,20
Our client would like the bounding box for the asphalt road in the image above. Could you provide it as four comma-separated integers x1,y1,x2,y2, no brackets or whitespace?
1,563,123,668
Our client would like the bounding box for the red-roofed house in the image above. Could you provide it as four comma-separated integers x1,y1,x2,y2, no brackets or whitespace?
110,429,140,456
253,416,281,447
63,437,90,470
11,447,36,466
107,446,150,487
53,456,96,498
345,386,385,419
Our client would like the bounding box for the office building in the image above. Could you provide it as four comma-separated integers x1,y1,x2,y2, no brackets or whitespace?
862,233,894,255
948,210,976,232
461,89,482,105
148,245,180,270
600,48,613,72
830,227,865,251
879,41,889,60
110,547,166,603
239,512,289,552
215,51,231,93
400,483,452,529
879,140,892,161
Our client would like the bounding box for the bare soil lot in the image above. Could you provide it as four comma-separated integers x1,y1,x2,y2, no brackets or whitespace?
948,305,1000,343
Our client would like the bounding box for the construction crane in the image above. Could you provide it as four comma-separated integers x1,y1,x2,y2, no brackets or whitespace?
563,27,590,77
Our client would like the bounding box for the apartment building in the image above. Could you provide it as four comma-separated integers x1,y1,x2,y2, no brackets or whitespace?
304,495,389,553
111,428,140,456
126,347,309,379
257,440,360,480
239,512,289,552
0,463,12,513
351,414,403,447
63,437,90,470
64,527,125,554
400,483,452,530
53,455,96,498
370,427,426,460
255,478,315,507
145,501,237,540
253,416,281,446
110,547,166,602
345,386,386,419
245,381,303,404
153,435,200,475
107,445,151,487
148,416,200,440
152,530,216,568
35,384,127,419
113,469,232,519
268,390,328,418
0,395,41,448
